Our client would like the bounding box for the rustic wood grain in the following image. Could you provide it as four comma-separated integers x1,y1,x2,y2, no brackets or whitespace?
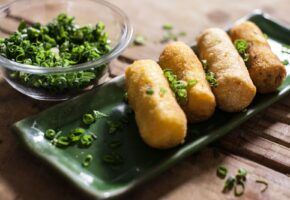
109,0,290,47
244,112,290,147
121,43,165,61
127,149,290,200
265,102,290,124
218,126,290,174
0,0,290,200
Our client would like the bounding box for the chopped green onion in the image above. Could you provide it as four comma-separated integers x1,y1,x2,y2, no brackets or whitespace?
201,59,218,87
18,20,27,32
177,88,187,98
107,121,123,134
256,179,268,192
102,152,123,165
263,33,268,39
133,34,146,46
206,71,218,88
234,39,249,62
109,140,122,149
0,14,110,93
162,23,173,30
163,69,188,102
188,79,198,87
93,110,108,119
82,154,93,167
44,129,56,140
71,127,85,135
79,134,94,147
234,181,245,197
178,31,187,36
160,24,185,43
69,128,85,142
82,113,95,125
235,39,248,52
160,31,177,43
53,136,70,148
217,166,228,179
159,87,167,96
282,59,289,65
146,87,154,95
102,154,115,164
222,176,236,193
236,168,247,182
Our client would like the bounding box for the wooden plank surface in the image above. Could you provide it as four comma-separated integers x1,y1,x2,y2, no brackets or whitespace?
0,0,290,200
218,126,290,174
128,149,290,200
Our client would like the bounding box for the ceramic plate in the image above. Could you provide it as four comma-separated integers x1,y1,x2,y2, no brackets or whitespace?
13,10,290,199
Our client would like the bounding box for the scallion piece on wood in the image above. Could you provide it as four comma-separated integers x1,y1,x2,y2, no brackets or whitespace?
234,181,245,197
236,168,247,182
256,179,268,192
217,165,228,179
222,176,236,193
162,23,173,30
133,34,146,46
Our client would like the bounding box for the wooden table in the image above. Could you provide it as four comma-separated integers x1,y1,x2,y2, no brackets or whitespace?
0,0,290,199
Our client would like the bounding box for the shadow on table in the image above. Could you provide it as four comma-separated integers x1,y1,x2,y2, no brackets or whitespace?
124,147,227,200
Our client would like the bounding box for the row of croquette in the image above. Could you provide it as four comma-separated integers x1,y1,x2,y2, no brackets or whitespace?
124,21,286,149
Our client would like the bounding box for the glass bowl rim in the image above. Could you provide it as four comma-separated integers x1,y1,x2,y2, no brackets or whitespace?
0,0,133,74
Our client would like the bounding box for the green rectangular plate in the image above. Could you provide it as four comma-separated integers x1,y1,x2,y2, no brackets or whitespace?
13,10,290,199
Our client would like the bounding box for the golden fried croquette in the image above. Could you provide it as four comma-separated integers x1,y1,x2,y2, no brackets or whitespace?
230,21,286,93
197,28,256,112
159,42,216,122
125,59,187,149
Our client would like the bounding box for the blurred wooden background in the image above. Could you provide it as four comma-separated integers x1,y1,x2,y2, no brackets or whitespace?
0,0,290,200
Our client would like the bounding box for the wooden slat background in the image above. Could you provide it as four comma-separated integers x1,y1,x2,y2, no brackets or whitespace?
0,0,290,199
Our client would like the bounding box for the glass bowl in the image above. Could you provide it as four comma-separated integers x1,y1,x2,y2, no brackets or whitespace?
0,0,133,100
